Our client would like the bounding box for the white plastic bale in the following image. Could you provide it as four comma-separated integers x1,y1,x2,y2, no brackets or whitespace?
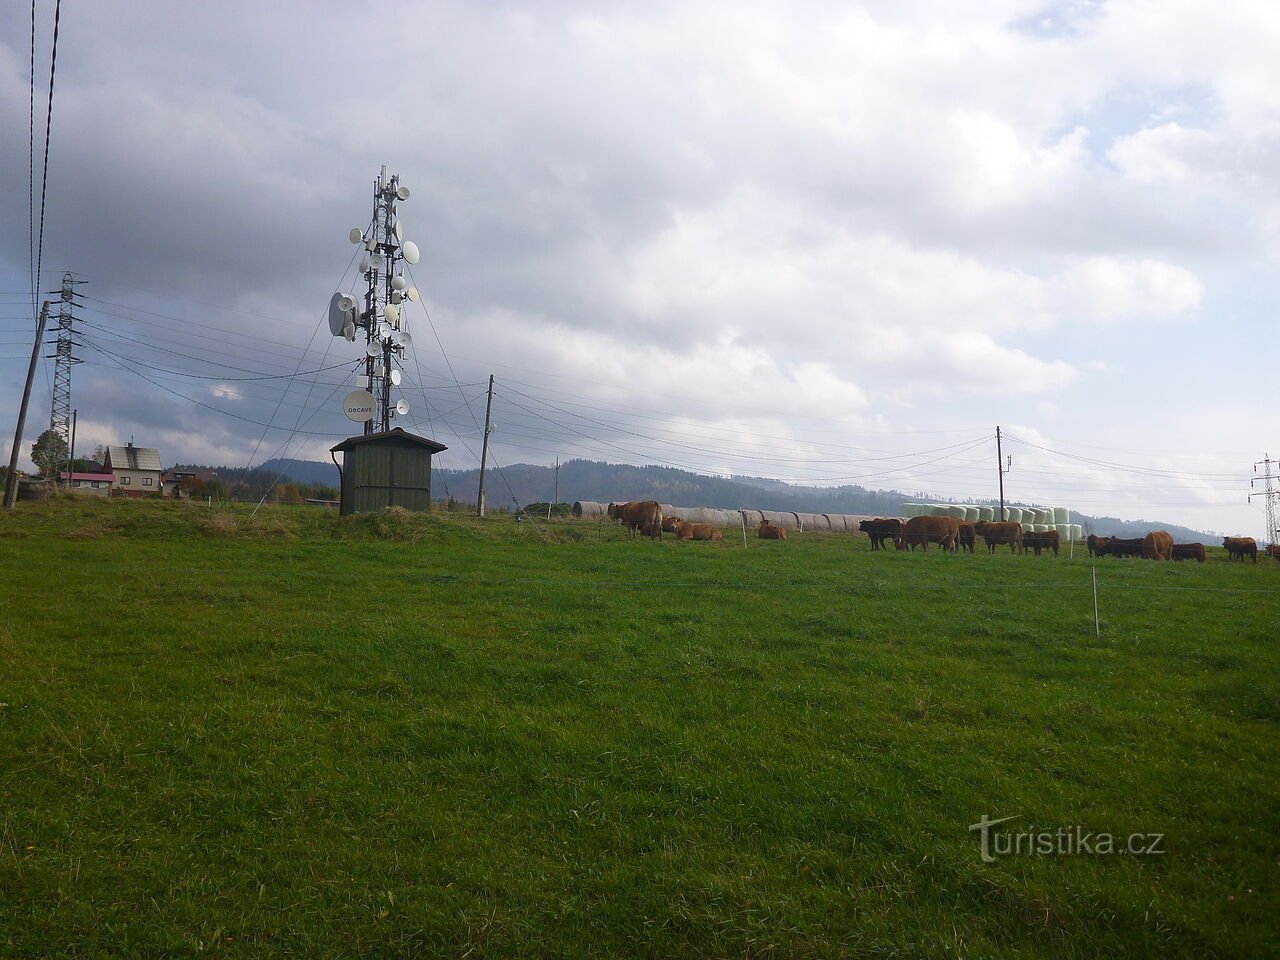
979,507,995,522
741,509,764,528
1054,507,1070,525
1071,524,1083,542
573,501,609,519
1006,508,1023,523
965,507,980,522
822,514,846,532
1056,523,1070,541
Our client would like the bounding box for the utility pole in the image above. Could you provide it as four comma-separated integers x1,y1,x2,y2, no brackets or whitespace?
996,426,1006,521
549,455,560,520
4,301,51,509
1251,454,1279,545
477,374,495,517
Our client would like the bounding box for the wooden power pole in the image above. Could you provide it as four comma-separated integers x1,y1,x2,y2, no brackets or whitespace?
4,302,51,509
477,374,495,517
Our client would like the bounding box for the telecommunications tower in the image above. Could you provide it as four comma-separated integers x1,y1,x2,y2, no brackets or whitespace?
48,272,84,450
327,167,421,433
1251,454,1279,545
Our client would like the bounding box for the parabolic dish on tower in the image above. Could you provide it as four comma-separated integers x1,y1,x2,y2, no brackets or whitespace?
390,368,402,386
349,227,363,244
327,293,348,336
402,241,420,265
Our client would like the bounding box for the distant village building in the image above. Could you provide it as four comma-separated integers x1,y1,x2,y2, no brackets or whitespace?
58,470,115,496
105,443,163,497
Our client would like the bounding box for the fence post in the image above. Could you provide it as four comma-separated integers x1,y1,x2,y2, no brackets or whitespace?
1092,567,1100,639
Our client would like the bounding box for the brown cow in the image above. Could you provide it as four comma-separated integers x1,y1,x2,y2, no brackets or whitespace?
974,520,1022,554
1143,530,1174,560
661,515,680,534
1172,543,1205,562
638,522,663,539
673,519,722,542
758,520,787,541
859,518,902,551
897,515,959,552
957,522,976,554
1023,529,1060,557
1223,536,1257,563
1086,534,1100,557
608,500,664,539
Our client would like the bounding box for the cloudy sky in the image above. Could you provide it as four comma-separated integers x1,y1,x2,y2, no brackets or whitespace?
1,1,1276,535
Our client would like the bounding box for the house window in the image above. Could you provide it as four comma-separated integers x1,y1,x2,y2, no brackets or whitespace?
121,476,131,485
142,477,153,487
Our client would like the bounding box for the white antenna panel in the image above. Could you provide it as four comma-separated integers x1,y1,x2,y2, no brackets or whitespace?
401,241,420,265
406,286,419,302
349,227,363,244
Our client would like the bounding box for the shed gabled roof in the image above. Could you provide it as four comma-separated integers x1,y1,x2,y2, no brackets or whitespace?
106,445,162,472
330,427,448,454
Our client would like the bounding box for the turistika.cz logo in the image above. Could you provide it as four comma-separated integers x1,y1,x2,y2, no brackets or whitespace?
969,814,1165,863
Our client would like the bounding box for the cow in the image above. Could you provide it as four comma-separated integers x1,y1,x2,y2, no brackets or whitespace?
1103,537,1145,558
638,522,663,539
661,515,680,534
1223,536,1257,563
957,522,976,554
758,520,787,541
974,520,1023,554
897,515,960,552
1023,529,1060,557
858,518,902,551
608,500,664,539
1143,530,1174,561
1086,534,1100,557
1172,543,1206,563
672,519,722,542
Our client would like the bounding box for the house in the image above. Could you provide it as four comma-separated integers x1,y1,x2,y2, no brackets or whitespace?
105,442,163,497
162,467,216,498
58,470,115,496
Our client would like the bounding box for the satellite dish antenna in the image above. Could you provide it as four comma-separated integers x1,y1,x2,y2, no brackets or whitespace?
365,342,380,357
377,321,392,339
328,293,348,337
396,184,410,200
396,399,409,416
393,222,404,242
370,253,384,270
359,256,370,273
343,390,376,423
391,273,407,291
342,320,356,341
384,303,400,324
337,294,357,313
390,368,402,386
398,331,413,349
402,241,420,265
349,227,363,244
406,286,419,302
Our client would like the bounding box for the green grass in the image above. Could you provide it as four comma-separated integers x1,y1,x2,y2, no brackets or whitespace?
1,498,1277,958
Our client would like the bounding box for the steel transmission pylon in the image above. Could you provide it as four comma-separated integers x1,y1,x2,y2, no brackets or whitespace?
48,272,85,459
1252,454,1279,546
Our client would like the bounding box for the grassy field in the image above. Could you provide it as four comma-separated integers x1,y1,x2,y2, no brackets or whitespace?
1,498,1277,958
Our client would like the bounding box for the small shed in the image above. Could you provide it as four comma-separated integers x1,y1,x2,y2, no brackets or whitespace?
330,428,447,516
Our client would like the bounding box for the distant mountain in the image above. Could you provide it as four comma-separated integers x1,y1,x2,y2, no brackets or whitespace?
206,456,1217,541
259,458,340,487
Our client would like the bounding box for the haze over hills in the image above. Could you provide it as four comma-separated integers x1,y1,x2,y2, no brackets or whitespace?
249,457,1219,542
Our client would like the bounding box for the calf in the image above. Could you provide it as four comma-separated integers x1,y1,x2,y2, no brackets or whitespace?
957,522,976,554
1172,543,1205,562
673,519,722,542
1023,529,1060,557
758,520,787,541
859,518,901,551
1103,537,1145,558
974,521,1022,554
1223,536,1258,563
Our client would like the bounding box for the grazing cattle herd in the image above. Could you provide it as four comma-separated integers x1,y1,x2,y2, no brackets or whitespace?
602,501,1274,564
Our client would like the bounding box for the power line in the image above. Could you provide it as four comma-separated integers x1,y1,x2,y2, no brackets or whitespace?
32,0,62,314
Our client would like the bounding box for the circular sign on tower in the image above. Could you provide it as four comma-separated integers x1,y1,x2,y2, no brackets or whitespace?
343,390,376,423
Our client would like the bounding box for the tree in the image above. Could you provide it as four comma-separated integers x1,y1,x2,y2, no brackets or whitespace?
31,429,68,480
91,444,109,466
